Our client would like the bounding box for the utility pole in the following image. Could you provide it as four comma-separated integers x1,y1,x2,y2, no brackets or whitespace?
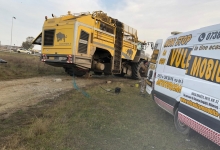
10,16,16,52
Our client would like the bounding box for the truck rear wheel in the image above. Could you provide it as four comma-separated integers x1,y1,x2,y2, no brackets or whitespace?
131,61,143,80
94,72,102,75
174,108,190,135
65,67,87,77
114,72,125,77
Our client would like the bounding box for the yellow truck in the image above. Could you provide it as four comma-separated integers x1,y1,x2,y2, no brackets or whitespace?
33,11,150,79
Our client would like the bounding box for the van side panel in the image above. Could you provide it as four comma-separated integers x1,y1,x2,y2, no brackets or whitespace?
152,90,177,115
179,103,220,145
153,24,220,146
153,31,195,114
178,25,220,146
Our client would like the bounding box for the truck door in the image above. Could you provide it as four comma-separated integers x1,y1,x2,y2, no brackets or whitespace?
146,39,163,94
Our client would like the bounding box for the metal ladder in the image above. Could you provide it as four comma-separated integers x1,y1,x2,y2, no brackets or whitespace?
113,20,123,74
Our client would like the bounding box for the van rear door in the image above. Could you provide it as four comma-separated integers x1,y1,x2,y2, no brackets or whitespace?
146,39,163,94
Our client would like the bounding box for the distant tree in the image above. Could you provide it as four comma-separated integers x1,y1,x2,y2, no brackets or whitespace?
22,36,34,49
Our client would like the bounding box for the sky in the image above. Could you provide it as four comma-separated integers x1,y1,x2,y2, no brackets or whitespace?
1,0,220,55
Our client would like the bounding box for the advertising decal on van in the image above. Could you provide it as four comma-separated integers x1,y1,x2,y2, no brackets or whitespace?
198,31,220,42
186,55,220,83
147,24,220,146
167,47,192,69
156,74,183,93
180,89,219,118
164,34,192,47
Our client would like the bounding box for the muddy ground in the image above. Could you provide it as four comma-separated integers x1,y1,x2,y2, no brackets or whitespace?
0,75,125,119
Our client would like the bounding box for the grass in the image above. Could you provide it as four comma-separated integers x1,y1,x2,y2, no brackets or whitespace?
0,52,65,80
0,81,219,150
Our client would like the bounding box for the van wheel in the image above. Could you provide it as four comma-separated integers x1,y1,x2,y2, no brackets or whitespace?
174,108,190,135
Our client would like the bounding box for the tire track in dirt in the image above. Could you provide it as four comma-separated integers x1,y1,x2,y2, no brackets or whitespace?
0,75,128,118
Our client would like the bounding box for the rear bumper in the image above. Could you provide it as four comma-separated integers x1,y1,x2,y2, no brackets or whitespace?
41,54,73,63
40,54,74,67
40,54,92,69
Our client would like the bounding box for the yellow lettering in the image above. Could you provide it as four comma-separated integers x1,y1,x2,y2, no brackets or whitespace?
173,38,177,46
164,41,168,47
211,60,219,81
215,65,220,83
205,59,214,80
156,79,161,85
181,49,187,68
175,37,181,46
181,36,187,45
175,49,183,68
159,58,166,65
163,50,167,56
186,51,191,68
169,40,172,47
153,50,159,55
156,79,182,93
185,34,192,45
216,111,219,117
199,58,207,78
208,108,212,115
170,49,178,66
185,51,191,74
190,57,201,77
164,38,177,47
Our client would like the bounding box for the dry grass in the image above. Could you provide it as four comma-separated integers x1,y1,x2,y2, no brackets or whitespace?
0,81,219,150
0,135,26,150
25,118,51,139
0,117,51,150
0,52,65,80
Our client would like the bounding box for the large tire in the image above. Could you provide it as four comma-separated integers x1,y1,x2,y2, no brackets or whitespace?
114,72,125,77
94,72,102,75
104,72,112,76
63,67,68,73
131,61,143,80
66,67,87,77
174,108,190,135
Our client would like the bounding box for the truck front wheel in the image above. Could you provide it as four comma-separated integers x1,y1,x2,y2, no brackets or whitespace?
174,108,190,135
131,61,143,80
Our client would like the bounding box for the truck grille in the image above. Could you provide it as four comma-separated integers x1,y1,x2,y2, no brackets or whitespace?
44,30,55,46
78,30,89,54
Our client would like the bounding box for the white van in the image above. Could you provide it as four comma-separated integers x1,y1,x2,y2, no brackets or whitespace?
146,24,220,146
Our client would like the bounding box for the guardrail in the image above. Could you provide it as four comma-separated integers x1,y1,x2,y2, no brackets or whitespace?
0,49,41,56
